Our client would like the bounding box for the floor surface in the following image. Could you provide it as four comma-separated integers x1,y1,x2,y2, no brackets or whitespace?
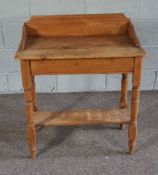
0,91,158,175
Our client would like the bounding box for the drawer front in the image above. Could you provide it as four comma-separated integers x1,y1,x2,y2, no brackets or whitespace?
30,58,134,75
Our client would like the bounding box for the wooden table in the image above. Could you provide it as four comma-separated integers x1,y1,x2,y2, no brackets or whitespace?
16,13,146,159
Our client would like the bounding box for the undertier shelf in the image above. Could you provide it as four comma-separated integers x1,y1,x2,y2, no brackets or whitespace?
33,108,130,127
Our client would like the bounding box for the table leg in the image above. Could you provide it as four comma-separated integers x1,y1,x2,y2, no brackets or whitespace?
21,61,36,159
119,74,128,129
128,57,143,154
31,76,37,112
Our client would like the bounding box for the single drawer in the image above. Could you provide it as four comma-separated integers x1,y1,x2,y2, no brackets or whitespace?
30,57,134,75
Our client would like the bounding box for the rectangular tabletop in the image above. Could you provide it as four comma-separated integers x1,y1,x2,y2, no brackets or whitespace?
16,35,145,60
16,13,146,60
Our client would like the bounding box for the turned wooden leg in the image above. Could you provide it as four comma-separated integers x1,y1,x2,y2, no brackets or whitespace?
128,57,143,154
21,61,37,159
120,74,128,129
31,76,37,112
128,86,139,154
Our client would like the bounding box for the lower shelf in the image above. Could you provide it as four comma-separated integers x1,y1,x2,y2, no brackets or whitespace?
33,108,130,126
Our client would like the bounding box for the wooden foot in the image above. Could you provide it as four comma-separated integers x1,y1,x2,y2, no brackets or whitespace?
31,151,36,160
128,122,137,154
28,124,36,159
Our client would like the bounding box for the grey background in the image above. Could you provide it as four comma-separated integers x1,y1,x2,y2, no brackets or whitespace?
0,0,158,93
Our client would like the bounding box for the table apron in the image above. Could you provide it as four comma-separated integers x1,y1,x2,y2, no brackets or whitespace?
30,57,134,75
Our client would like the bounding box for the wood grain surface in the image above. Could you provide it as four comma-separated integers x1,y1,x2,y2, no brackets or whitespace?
33,109,130,126
16,13,146,158
16,35,145,60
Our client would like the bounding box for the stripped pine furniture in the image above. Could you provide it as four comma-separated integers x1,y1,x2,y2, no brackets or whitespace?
16,13,146,159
